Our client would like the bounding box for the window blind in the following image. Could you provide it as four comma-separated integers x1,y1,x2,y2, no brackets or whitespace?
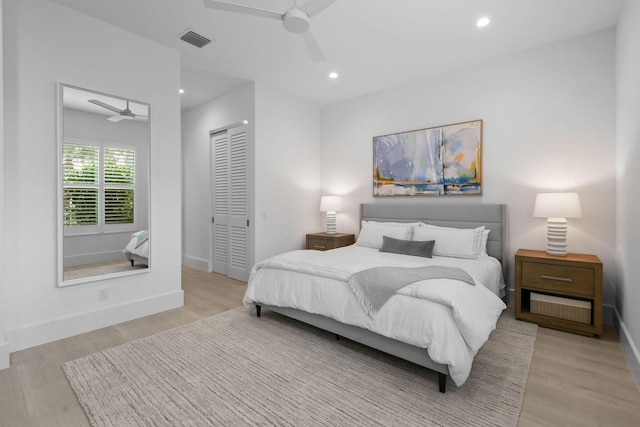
64,188,99,226
63,143,99,226
104,147,135,185
105,188,134,224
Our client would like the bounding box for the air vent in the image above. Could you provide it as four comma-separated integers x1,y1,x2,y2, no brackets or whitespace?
180,30,212,48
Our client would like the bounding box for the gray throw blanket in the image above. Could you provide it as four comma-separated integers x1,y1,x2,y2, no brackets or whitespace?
347,265,476,318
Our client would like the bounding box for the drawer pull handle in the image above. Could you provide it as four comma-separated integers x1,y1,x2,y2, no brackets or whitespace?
540,274,572,282
313,245,326,249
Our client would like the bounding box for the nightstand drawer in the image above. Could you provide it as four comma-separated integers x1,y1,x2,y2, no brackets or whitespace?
521,261,594,297
306,233,355,251
307,237,332,250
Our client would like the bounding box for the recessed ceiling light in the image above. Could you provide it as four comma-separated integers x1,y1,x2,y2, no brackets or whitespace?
329,72,338,79
179,89,185,94
476,17,490,28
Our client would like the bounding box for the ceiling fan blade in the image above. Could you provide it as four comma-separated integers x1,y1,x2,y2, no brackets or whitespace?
88,99,123,114
202,0,283,21
302,29,325,62
299,0,337,18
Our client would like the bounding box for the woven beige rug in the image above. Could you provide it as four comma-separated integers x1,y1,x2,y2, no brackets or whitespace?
64,307,537,426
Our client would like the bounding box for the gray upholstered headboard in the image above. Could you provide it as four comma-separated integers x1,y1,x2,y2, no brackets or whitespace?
360,203,507,270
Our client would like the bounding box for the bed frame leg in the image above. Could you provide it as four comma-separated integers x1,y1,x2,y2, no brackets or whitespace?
438,373,447,393
130,260,134,267
256,305,261,318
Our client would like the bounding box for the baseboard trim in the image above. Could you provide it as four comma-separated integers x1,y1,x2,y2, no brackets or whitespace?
0,341,9,370
182,255,209,272
7,290,184,353
613,307,640,392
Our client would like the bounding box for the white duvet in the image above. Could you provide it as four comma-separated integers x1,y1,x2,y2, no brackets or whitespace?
243,245,506,386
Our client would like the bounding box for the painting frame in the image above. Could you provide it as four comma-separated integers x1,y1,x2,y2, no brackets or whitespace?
373,119,482,197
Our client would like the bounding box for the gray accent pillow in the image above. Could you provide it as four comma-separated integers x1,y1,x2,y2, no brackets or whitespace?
379,236,435,258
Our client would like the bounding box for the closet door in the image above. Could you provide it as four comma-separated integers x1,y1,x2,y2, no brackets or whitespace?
210,124,249,281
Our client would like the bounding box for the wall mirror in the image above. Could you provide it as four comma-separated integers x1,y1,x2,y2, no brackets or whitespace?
58,84,151,286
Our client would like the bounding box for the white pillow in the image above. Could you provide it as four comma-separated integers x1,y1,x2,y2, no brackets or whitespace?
480,229,490,256
412,223,485,259
355,221,414,249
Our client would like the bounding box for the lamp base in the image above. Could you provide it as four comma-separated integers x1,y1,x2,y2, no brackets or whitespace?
325,212,337,235
546,218,568,256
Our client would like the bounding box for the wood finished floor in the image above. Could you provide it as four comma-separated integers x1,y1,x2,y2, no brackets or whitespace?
1,265,639,426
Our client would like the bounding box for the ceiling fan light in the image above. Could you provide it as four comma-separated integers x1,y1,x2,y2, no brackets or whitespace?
283,8,310,33
108,114,135,123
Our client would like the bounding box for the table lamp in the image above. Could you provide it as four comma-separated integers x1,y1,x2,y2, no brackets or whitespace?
533,192,582,256
320,196,342,235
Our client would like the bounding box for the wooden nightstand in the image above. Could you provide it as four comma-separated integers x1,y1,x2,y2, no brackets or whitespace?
515,249,602,336
306,232,355,251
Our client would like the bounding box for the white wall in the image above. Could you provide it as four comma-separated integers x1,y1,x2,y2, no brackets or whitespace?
616,0,640,385
2,0,183,353
181,83,255,271
320,29,616,306
0,0,8,369
254,82,322,262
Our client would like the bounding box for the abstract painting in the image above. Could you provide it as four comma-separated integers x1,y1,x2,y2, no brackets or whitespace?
373,120,482,196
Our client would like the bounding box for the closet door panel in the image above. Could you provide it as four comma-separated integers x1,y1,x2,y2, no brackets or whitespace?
227,126,249,281
210,131,229,275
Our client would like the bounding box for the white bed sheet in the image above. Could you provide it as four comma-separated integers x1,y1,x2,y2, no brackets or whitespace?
243,246,507,386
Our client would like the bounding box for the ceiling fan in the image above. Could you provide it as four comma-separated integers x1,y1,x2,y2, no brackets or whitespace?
88,99,143,122
203,0,338,62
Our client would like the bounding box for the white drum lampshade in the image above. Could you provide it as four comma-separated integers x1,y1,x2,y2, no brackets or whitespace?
533,192,582,256
320,196,342,235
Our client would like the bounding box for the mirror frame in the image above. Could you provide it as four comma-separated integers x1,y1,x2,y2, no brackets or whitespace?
57,83,151,287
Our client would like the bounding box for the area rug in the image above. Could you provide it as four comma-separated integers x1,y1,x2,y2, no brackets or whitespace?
64,307,537,426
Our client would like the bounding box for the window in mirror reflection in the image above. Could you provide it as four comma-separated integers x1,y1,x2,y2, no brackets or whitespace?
60,85,150,284
63,143,136,227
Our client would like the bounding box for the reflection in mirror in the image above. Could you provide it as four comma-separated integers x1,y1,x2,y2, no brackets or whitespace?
59,84,150,286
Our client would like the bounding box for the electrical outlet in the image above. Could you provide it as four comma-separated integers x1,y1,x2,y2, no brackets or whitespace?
99,288,110,301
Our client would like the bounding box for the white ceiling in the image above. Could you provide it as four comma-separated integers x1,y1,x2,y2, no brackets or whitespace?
49,0,623,111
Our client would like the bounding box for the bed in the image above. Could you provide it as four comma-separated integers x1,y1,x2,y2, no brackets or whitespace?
243,203,507,393
123,230,149,267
